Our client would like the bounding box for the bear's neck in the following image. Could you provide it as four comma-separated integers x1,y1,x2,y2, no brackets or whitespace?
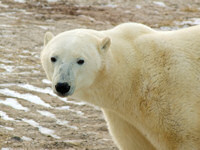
75,49,142,114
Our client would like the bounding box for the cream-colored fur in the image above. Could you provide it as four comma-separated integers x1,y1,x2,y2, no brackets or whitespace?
41,23,200,150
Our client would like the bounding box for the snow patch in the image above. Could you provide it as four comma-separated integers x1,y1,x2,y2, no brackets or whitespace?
17,84,86,106
0,83,85,106
0,25,12,28
37,110,78,129
1,148,10,150
0,64,14,72
0,59,13,64
0,98,29,112
37,110,56,118
56,106,84,116
42,79,51,85
21,136,32,141
0,111,15,121
36,25,55,30
153,1,166,7
14,0,26,3
0,2,9,8
103,4,118,8
0,88,52,108
175,18,200,26
0,12,18,19
0,125,14,131
47,0,58,2
22,118,60,139
135,4,142,9
0,34,16,38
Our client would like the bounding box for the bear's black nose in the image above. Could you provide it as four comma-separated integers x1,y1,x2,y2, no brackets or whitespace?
55,82,70,95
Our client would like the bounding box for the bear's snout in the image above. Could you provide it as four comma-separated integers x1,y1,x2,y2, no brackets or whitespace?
55,82,71,95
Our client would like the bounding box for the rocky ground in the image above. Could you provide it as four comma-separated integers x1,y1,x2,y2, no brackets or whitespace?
0,0,200,149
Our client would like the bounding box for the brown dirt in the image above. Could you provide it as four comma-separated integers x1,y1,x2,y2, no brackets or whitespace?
0,0,200,149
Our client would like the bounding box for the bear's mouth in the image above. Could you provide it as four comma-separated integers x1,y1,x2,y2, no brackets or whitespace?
54,91,72,97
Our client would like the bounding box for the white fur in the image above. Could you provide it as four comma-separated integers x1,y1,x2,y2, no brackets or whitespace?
41,23,200,150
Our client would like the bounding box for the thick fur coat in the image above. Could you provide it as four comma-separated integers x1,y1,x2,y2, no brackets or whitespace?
41,23,200,150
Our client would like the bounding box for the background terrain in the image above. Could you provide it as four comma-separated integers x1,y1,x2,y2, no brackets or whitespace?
0,0,200,149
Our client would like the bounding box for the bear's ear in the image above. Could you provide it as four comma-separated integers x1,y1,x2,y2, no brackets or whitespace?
99,37,111,52
44,32,54,46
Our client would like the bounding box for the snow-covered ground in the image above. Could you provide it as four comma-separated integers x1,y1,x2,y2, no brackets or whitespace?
0,0,200,149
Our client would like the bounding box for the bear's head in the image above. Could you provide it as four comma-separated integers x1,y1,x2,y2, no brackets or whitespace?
41,29,111,97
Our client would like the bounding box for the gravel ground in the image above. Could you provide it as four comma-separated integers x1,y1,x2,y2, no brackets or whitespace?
0,0,200,149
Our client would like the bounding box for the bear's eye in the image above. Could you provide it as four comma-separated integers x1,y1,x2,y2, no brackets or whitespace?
51,57,57,63
77,59,84,65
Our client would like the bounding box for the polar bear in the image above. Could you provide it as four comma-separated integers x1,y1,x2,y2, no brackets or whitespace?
41,23,200,150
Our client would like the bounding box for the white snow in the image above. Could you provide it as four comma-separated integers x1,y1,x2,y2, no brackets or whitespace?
0,2,9,8
0,125,14,131
56,106,84,116
153,1,166,7
103,4,118,8
42,79,51,85
36,25,55,30
55,106,70,110
0,34,16,38
0,59,13,64
0,83,86,106
17,84,52,95
0,25,12,28
1,148,10,150
0,64,14,72
18,55,30,58
176,18,200,26
0,88,52,108
0,45,6,49
159,26,179,31
0,98,29,112
37,110,78,129
0,12,18,19
21,136,32,141
58,96,86,106
16,83,86,106
37,25,49,30
135,5,142,9
0,111,15,121
37,110,56,118
0,83,85,119
14,8,32,15
47,0,58,2
22,118,60,139
56,119,78,130
14,0,26,3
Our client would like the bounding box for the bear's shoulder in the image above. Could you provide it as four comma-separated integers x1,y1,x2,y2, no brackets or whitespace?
104,23,156,41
